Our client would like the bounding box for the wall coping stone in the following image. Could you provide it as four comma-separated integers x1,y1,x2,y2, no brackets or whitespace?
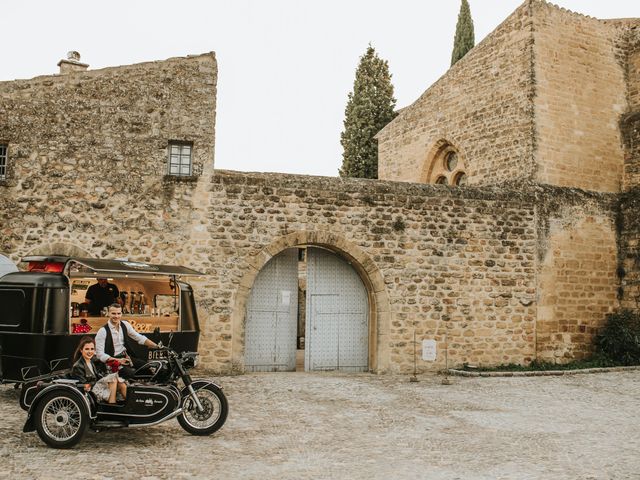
212,169,617,207
0,52,215,85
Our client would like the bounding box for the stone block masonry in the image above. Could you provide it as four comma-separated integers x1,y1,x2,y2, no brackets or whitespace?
0,53,217,267
0,4,632,373
535,189,618,361
533,2,626,192
197,171,539,373
2,161,553,373
188,172,617,372
377,2,535,187
378,1,639,195
619,25,640,190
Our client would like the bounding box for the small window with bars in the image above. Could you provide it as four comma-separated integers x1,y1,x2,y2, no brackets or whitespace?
0,144,7,180
168,142,192,176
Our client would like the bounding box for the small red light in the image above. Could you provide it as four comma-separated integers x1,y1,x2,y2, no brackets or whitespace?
28,261,64,273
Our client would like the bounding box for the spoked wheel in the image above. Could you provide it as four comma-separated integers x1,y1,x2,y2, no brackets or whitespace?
178,384,228,436
34,391,89,448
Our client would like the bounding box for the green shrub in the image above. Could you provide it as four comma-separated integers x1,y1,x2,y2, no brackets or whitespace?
597,309,640,365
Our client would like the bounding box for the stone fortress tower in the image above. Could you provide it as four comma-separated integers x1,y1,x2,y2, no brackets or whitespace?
0,1,638,373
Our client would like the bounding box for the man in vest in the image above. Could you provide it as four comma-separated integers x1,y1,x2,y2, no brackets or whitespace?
95,303,159,379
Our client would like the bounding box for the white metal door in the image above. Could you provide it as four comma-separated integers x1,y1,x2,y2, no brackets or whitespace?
306,248,368,372
245,249,298,372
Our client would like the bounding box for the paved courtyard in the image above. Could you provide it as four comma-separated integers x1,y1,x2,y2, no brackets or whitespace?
1,371,639,480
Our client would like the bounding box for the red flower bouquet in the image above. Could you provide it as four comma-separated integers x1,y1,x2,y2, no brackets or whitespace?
106,359,121,373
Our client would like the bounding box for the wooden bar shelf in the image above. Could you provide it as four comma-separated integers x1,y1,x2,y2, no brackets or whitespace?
70,315,180,334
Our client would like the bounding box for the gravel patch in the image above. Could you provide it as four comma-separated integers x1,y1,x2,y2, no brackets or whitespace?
2,371,639,479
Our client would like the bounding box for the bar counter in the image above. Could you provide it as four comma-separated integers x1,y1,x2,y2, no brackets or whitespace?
70,315,179,334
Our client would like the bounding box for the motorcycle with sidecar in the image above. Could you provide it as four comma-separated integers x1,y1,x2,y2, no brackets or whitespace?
20,340,228,448
0,255,228,448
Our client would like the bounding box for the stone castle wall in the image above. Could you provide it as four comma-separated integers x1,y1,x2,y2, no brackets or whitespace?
1,2,634,373
533,3,626,193
0,53,217,269
619,24,640,189
615,24,640,309
535,190,618,361
377,2,536,186
526,5,630,359
197,171,539,373
0,155,621,374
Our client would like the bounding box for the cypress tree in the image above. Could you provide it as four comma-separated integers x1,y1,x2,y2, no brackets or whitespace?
451,0,475,66
339,45,397,179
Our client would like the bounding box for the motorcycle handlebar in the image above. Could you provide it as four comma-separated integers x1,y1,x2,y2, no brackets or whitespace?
151,345,199,359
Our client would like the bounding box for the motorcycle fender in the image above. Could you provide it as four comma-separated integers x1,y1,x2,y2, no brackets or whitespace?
23,384,94,433
180,379,222,399
19,381,39,412
23,413,35,433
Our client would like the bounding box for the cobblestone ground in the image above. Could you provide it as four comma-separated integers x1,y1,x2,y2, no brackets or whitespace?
2,371,639,480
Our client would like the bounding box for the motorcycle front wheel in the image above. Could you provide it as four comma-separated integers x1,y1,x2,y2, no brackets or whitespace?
178,384,228,435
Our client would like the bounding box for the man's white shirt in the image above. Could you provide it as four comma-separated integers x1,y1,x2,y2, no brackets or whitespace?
95,320,149,363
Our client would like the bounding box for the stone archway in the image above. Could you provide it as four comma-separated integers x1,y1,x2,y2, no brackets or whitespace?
231,230,391,373
25,242,92,258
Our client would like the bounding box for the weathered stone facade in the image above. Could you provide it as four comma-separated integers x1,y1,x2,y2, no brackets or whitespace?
202,172,538,372
535,191,617,360
620,25,640,190
377,2,536,186
376,0,639,364
377,1,639,194
0,53,216,267
1,1,638,373
533,5,628,192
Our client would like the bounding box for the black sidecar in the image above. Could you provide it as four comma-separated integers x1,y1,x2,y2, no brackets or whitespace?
20,366,227,448
23,380,181,447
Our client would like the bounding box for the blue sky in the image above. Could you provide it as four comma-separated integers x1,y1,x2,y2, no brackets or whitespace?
2,1,637,176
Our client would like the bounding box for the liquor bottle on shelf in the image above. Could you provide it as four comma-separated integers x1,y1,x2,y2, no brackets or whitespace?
138,292,146,314
129,291,136,315
121,292,129,314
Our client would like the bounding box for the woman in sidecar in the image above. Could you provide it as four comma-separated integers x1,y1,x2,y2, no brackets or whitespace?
71,336,126,404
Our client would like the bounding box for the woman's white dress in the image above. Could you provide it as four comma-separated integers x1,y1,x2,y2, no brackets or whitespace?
86,361,124,402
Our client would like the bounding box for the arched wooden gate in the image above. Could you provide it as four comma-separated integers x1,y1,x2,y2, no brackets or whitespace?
245,247,368,372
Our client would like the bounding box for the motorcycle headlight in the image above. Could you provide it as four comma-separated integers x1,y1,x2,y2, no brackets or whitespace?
182,352,199,369
193,354,200,368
